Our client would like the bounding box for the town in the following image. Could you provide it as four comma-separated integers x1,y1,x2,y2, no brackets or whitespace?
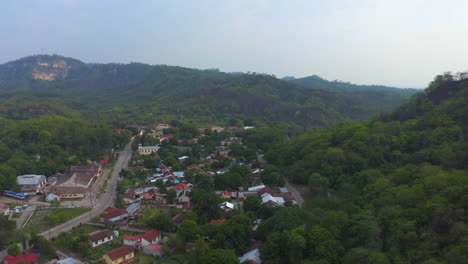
0,122,302,264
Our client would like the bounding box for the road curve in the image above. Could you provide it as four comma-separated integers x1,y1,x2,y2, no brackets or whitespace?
40,140,133,239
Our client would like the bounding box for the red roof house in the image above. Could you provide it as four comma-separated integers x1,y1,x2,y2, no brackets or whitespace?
210,219,227,224
141,229,162,246
170,183,190,191
104,245,134,264
186,164,200,170
3,253,37,264
218,190,232,199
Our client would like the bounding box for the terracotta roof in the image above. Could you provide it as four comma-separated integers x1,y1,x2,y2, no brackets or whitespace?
170,183,189,190
210,219,227,224
218,190,232,197
142,229,161,242
88,229,113,242
186,164,200,170
143,244,162,251
105,245,133,261
101,207,128,220
54,186,87,195
3,253,37,264
257,186,272,196
172,213,184,224
123,235,141,241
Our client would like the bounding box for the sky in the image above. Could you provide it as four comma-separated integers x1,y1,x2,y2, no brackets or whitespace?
1,0,468,88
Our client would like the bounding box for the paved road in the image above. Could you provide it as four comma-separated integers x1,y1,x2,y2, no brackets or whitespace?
16,205,36,228
285,179,304,207
257,153,305,207
40,140,133,239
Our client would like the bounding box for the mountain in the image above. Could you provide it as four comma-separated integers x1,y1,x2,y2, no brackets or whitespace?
259,73,468,263
286,74,420,114
0,55,419,126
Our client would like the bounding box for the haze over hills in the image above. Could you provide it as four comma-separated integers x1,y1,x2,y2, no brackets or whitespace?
0,55,419,125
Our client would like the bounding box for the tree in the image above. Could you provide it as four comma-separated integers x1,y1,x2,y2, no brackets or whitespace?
307,225,339,264
191,238,210,264
192,189,222,223
7,243,21,256
201,249,238,264
243,195,261,213
167,189,177,204
178,220,200,242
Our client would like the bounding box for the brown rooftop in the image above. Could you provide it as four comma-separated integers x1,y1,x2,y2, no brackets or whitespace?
88,229,113,242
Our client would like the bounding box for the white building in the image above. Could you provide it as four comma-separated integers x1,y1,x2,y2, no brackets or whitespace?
138,146,160,155
17,175,47,194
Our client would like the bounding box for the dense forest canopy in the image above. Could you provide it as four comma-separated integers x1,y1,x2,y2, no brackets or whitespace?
253,73,468,263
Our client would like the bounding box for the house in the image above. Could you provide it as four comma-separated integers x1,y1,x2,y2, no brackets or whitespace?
88,229,114,248
186,164,200,170
126,203,141,216
178,189,190,203
153,123,170,130
210,219,227,224
123,189,136,204
217,190,232,199
123,235,142,247
248,185,265,192
169,183,190,193
56,257,82,264
17,174,47,194
138,146,160,155
220,201,234,211
0,203,10,215
141,229,162,246
45,193,60,202
3,253,37,264
239,248,262,264
257,186,272,196
52,187,87,199
142,244,163,257
261,193,285,206
279,187,289,193
101,207,129,222
173,171,184,178
103,245,134,264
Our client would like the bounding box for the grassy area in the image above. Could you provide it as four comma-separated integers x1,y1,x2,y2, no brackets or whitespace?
136,254,156,264
26,207,91,232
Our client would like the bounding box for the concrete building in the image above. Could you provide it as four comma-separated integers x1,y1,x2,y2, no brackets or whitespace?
138,146,160,155
88,229,114,248
103,245,134,264
51,164,101,199
17,174,47,194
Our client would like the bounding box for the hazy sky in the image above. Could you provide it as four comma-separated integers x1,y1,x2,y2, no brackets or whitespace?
1,0,468,87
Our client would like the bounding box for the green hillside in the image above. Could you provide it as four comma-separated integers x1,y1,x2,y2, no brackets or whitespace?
0,55,417,126
257,73,468,263
287,75,420,114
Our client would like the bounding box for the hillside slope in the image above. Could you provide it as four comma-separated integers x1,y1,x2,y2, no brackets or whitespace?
287,75,420,114
260,74,468,263
0,55,418,125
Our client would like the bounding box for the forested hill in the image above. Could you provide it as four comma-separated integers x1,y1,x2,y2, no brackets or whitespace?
0,55,416,126
257,73,468,263
286,75,420,114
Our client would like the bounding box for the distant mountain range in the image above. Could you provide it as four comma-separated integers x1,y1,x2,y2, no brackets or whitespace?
0,55,420,126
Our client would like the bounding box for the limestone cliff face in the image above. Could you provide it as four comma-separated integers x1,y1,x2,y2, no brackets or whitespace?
32,58,72,80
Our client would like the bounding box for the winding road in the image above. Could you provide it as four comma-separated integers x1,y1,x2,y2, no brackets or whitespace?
40,140,133,239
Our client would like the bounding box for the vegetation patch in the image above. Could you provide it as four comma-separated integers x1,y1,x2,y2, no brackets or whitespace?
25,207,91,233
